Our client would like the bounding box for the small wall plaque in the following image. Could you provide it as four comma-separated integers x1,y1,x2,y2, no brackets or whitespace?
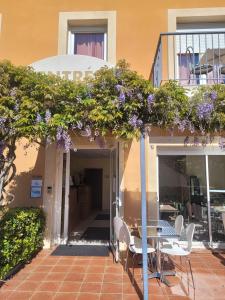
31,177,42,198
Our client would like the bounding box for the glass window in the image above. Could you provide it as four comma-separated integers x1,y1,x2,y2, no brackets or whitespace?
68,27,107,60
209,156,225,243
74,33,105,60
158,155,209,242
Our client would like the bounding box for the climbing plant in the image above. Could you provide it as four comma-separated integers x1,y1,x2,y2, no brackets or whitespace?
0,60,224,205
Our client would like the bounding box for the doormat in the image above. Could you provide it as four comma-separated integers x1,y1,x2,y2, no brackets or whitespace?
81,227,110,241
95,213,110,220
51,245,109,256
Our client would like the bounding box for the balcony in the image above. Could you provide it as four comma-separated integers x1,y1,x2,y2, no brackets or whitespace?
150,31,225,87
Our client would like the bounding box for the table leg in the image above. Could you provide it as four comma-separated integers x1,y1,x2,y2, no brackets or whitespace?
148,240,176,286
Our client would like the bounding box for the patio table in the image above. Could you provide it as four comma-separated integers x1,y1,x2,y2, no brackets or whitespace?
138,220,179,286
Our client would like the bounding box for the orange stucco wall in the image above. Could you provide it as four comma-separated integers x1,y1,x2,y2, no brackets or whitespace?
0,1,224,77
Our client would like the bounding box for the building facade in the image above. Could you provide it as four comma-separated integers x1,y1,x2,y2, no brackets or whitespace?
0,1,225,249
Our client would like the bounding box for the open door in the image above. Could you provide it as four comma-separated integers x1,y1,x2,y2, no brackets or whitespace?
60,151,70,244
110,143,120,260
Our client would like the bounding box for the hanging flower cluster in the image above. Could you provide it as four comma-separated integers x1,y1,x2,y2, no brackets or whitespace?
0,60,225,155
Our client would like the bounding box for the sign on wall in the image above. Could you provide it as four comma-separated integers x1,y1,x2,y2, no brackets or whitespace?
31,177,43,198
30,55,113,81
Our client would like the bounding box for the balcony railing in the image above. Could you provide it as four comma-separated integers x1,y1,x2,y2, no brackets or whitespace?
150,31,225,87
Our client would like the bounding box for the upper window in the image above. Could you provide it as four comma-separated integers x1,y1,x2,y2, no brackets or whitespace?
68,26,107,60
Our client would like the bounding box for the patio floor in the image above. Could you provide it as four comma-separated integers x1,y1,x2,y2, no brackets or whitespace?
0,247,225,300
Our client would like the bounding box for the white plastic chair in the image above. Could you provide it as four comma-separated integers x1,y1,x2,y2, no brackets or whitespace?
121,221,155,284
162,215,184,245
113,216,124,262
160,223,195,289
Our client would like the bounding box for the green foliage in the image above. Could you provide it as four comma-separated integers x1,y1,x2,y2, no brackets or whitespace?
0,59,225,203
0,208,45,279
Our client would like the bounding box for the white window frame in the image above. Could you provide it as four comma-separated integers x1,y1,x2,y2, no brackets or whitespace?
67,26,107,60
58,11,116,64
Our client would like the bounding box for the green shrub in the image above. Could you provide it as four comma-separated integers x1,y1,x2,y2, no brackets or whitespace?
0,207,45,279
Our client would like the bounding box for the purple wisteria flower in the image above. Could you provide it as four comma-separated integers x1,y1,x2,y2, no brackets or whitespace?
36,113,42,123
128,115,143,128
115,84,122,92
0,117,6,128
184,136,190,146
9,87,17,98
126,90,133,98
193,136,200,146
137,93,143,100
219,137,225,150
147,94,155,104
56,127,72,152
118,92,126,104
197,102,214,120
77,121,83,130
45,109,51,123
209,91,217,101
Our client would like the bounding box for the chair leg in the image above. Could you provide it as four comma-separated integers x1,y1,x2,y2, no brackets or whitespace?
188,257,195,290
125,248,129,272
132,253,137,285
160,254,165,282
180,256,183,280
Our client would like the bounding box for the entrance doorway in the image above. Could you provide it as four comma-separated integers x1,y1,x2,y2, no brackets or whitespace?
59,146,120,247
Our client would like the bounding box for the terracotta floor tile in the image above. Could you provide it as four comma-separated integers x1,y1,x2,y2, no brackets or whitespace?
77,293,100,300
8,291,33,299
16,280,40,292
87,266,105,273
0,290,12,300
101,283,122,294
54,292,78,299
27,272,48,281
38,281,60,292
123,283,138,294
45,272,67,281
70,266,88,273
100,294,122,300
103,273,123,283
65,273,86,282
83,273,104,283
31,291,55,300
80,283,102,293
123,294,140,300
52,265,72,272
1,279,22,291
35,265,53,272
59,282,81,293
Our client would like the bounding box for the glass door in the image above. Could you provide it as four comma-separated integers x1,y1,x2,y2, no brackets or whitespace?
110,144,120,260
60,151,70,244
208,155,225,244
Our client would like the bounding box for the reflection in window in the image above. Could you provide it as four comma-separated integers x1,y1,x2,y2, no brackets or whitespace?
158,155,209,242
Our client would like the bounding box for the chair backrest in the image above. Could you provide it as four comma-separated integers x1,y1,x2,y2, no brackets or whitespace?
222,213,225,232
175,215,184,236
186,223,195,252
113,216,124,241
120,221,131,247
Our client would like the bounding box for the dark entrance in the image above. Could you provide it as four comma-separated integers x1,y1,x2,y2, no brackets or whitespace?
85,168,103,210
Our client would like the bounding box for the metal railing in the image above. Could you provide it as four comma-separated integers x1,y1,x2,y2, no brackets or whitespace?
150,31,225,87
